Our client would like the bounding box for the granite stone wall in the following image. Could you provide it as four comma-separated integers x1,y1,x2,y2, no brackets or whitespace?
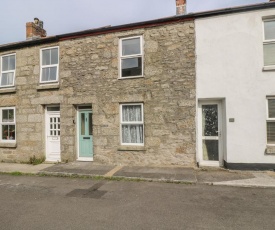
0,20,196,166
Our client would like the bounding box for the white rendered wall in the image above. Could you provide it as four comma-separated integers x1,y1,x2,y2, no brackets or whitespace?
196,8,275,164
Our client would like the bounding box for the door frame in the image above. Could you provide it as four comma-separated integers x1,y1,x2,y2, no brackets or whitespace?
77,106,93,161
45,105,61,162
197,100,224,167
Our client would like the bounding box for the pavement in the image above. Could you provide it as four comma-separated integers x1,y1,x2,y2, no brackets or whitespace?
0,161,275,188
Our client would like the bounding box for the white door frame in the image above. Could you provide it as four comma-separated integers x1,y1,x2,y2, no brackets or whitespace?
45,105,61,162
197,100,224,167
77,106,93,161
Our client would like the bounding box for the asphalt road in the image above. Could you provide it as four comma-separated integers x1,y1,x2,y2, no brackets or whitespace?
0,174,274,230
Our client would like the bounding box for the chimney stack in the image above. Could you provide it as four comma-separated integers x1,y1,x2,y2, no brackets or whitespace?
26,18,46,40
176,0,186,15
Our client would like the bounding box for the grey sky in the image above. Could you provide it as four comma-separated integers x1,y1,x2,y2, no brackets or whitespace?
0,0,268,45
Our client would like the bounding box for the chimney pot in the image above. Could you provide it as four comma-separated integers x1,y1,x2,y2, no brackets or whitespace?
176,0,186,15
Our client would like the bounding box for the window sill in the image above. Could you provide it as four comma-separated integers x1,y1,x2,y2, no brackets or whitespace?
118,76,144,80
36,83,60,90
265,145,275,155
263,66,275,71
118,146,145,151
0,142,17,148
0,87,16,94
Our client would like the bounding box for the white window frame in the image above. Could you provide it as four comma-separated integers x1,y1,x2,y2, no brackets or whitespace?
40,46,59,83
120,103,144,146
119,36,143,79
266,98,275,145
263,18,275,70
0,53,16,88
0,107,16,143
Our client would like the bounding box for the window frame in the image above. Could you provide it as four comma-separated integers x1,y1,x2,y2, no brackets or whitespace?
266,98,275,145
40,46,59,83
119,35,143,79
263,18,275,70
120,103,144,146
0,107,16,143
0,53,16,88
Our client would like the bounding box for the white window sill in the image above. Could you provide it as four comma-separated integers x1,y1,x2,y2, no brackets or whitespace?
0,87,16,94
118,76,144,80
118,145,145,151
0,142,17,148
37,83,60,90
263,66,275,71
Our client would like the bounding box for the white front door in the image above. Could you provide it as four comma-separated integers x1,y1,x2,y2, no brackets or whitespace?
198,101,223,167
46,106,60,162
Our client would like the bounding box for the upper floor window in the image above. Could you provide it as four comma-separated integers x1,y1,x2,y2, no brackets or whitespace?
0,54,15,87
40,47,59,83
0,107,16,142
120,36,143,78
263,19,275,69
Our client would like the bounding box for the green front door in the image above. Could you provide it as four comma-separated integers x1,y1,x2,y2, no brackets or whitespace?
78,110,93,159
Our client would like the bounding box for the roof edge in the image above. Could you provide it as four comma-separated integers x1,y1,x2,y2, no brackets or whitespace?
1,2,275,51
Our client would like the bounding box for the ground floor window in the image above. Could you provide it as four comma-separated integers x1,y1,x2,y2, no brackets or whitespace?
267,98,275,144
120,103,144,145
0,107,15,141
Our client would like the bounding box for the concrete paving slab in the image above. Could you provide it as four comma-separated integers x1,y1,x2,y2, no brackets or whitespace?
40,162,114,176
113,166,196,182
196,169,255,183
0,163,51,174
212,172,275,188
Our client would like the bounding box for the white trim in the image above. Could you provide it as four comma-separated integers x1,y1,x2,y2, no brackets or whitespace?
197,100,223,167
40,46,59,83
120,103,144,146
119,36,143,79
262,19,275,68
0,53,16,88
77,157,94,162
45,105,61,162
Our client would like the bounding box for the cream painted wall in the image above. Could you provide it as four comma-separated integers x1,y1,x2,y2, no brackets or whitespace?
196,8,275,164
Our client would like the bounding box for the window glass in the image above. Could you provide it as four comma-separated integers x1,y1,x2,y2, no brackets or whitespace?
2,125,15,140
42,49,51,65
42,66,57,81
122,105,142,122
89,113,93,135
122,124,143,143
51,48,58,65
122,57,142,77
47,107,60,111
122,38,141,56
81,113,85,135
267,122,275,144
2,109,14,122
1,73,14,86
268,99,275,118
264,43,275,66
2,55,15,71
264,20,275,40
